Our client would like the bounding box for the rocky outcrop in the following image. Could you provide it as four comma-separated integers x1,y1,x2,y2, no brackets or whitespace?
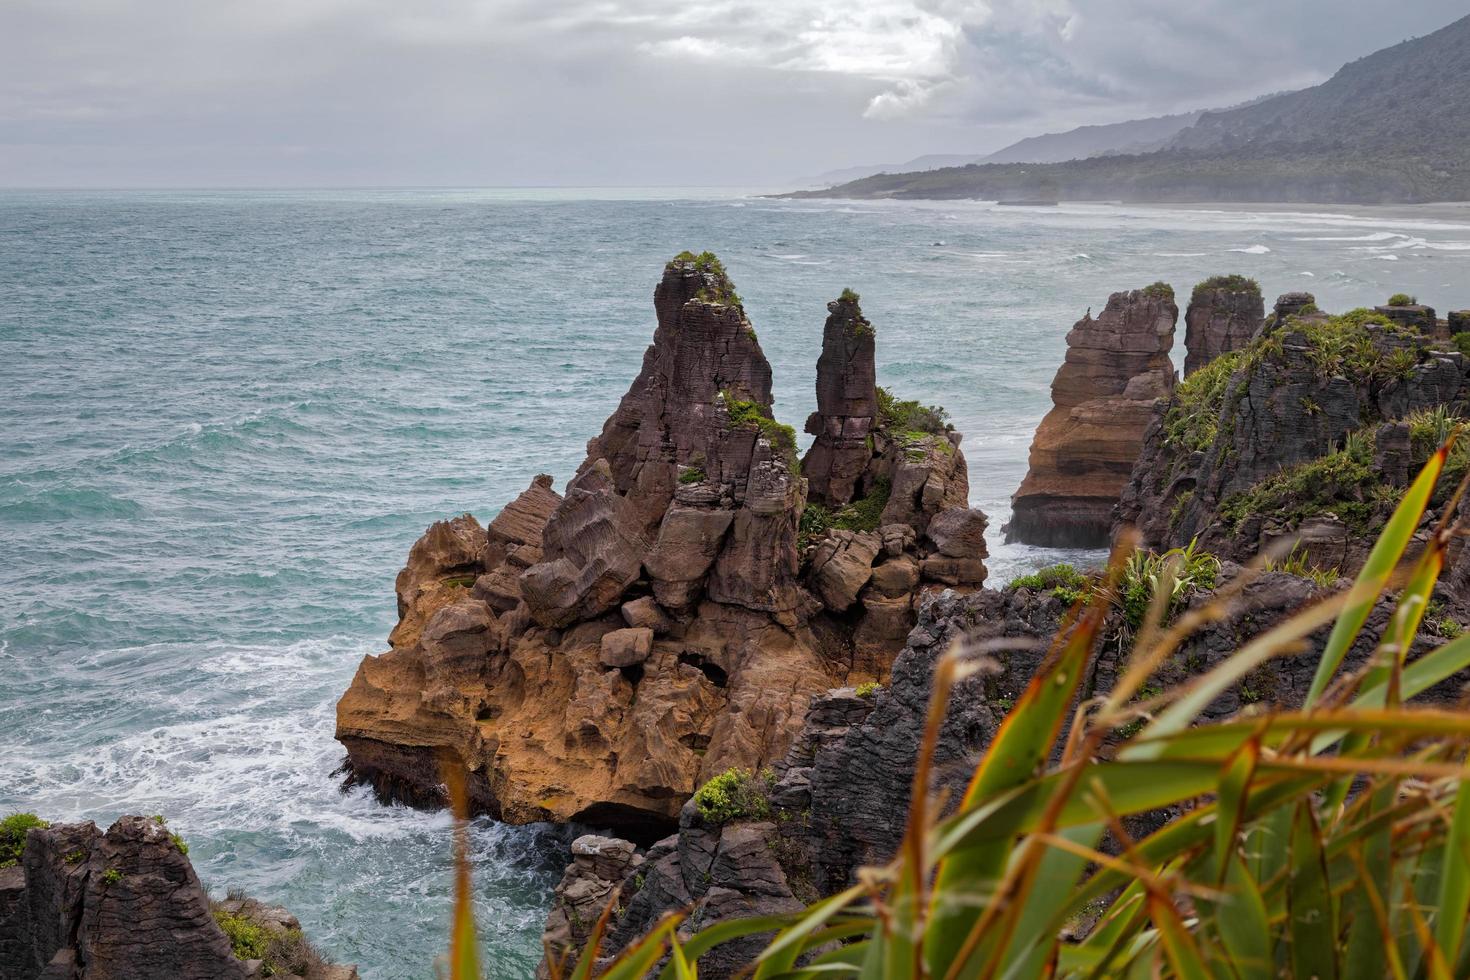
547,561,1466,975
802,293,878,507
336,259,989,841
1117,294,1470,573
0,816,352,980
1377,301,1442,340
1450,311,1470,338
1007,286,1178,547
1183,276,1264,375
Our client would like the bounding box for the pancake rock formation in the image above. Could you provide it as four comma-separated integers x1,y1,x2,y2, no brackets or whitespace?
1182,275,1264,376
335,255,988,840
0,815,354,980
539,559,1466,977
1116,291,1470,577
1006,285,1178,548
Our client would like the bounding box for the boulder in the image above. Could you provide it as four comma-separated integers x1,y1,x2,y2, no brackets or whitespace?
620,597,672,634
808,531,881,611
598,628,654,668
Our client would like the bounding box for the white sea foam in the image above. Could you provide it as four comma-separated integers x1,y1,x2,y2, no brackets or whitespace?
1228,244,1271,254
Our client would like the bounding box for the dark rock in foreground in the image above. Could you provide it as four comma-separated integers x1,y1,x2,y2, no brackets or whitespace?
0,815,353,980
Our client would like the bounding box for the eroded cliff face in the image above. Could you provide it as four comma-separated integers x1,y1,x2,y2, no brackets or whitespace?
1006,287,1178,547
0,816,353,980
541,564,1464,976
1116,294,1470,574
335,260,988,840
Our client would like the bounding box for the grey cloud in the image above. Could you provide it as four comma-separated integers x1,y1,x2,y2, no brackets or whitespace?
0,0,1464,186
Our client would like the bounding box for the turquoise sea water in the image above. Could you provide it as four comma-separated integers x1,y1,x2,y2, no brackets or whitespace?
3,188,1468,977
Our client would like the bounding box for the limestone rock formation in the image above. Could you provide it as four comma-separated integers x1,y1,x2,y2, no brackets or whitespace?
546,562,1465,975
1007,286,1178,547
0,815,352,980
1117,295,1470,573
1377,300,1442,339
802,292,878,506
336,258,987,841
1182,276,1264,375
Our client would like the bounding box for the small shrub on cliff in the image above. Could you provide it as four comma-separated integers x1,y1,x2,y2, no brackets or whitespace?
1388,292,1417,306
1140,280,1174,300
1452,331,1470,358
0,813,48,867
102,868,122,885
1163,349,1240,451
876,386,949,435
692,768,773,824
1009,563,1089,604
798,478,892,551
719,392,797,465
1219,433,1379,533
213,906,271,962
677,466,704,485
1191,273,1259,300
839,287,860,304
854,680,880,698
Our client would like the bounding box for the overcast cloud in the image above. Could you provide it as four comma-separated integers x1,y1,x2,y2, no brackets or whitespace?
0,0,1464,187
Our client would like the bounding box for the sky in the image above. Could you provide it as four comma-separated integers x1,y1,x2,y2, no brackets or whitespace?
0,0,1465,188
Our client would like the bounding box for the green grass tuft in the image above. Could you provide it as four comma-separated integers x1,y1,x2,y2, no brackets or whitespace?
876,386,949,435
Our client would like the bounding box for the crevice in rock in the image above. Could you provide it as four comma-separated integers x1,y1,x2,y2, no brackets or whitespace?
678,652,728,688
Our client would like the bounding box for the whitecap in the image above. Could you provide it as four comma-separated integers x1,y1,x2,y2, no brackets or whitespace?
1376,254,1400,261
1228,245,1271,254
1300,271,1316,277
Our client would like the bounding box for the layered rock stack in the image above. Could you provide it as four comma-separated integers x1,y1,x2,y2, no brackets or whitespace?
1182,276,1264,375
1118,294,1470,572
1006,286,1178,547
1450,310,1470,337
798,291,989,677
802,292,878,507
335,258,989,841
0,815,353,980
1377,299,1442,339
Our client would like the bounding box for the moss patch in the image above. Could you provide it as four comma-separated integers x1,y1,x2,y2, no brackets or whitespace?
1218,437,1382,534
799,478,891,549
721,392,797,465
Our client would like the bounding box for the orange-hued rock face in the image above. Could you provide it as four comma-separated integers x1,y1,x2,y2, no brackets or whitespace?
1006,287,1178,548
334,261,990,840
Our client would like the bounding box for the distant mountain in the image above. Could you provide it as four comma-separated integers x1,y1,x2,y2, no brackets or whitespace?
784,13,1470,205
1169,15,1470,153
803,154,986,188
980,110,1203,164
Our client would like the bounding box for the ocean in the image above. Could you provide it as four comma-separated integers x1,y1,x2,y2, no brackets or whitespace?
3,188,1468,977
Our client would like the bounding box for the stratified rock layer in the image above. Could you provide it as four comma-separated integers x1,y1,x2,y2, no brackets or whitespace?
1117,295,1470,574
336,262,988,841
0,816,353,980
1183,278,1264,375
802,294,877,506
545,564,1466,976
1007,287,1178,547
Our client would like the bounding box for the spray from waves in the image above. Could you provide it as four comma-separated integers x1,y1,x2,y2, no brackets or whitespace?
0,633,570,978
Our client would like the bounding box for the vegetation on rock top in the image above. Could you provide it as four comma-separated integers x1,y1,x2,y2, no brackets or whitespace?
1140,281,1175,301
0,812,47,868
1191,273,1260,300
1387,292,1418,306
720,392,797,465
668,250,742,306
